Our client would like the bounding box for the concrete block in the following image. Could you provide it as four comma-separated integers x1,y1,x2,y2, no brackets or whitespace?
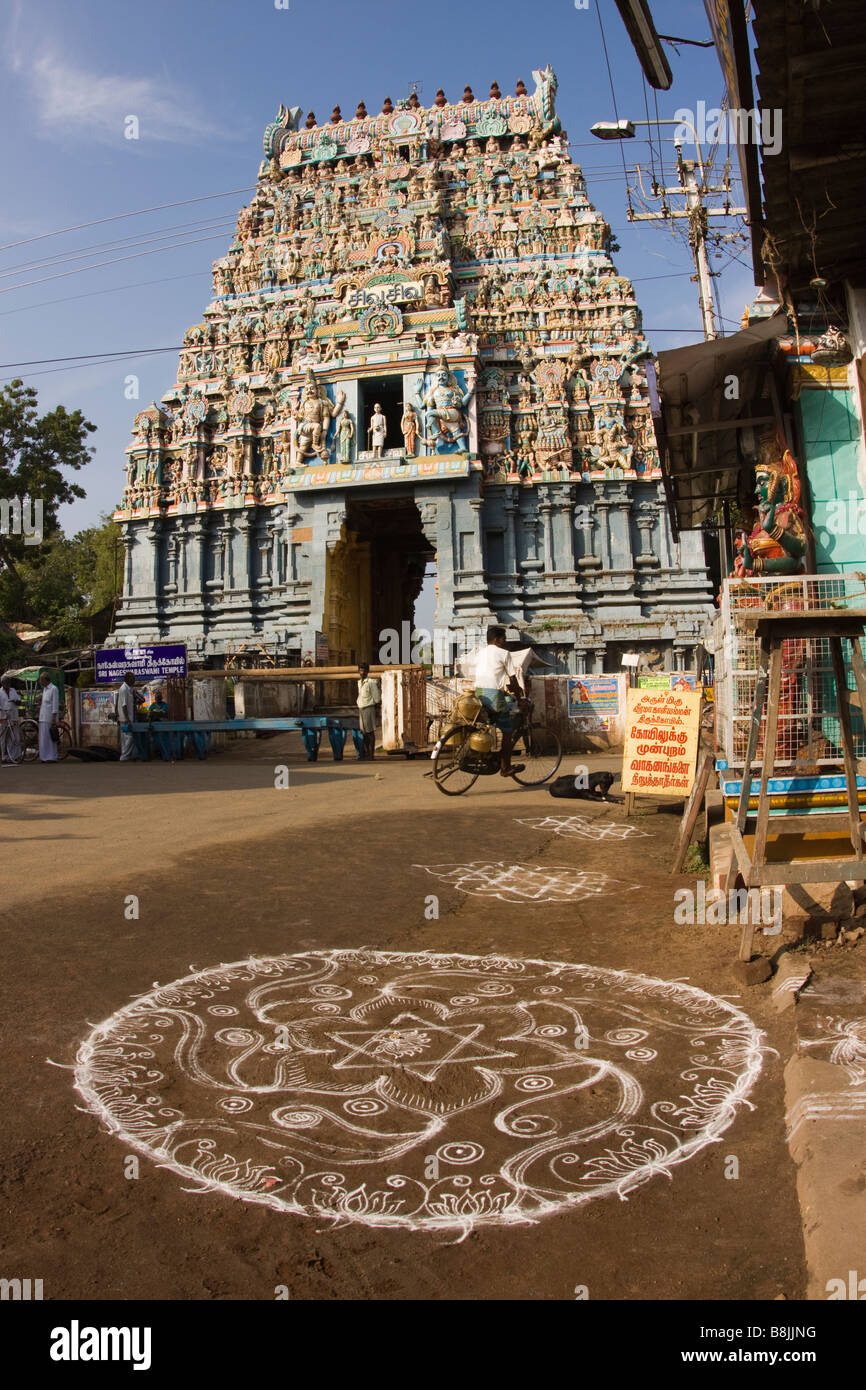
772,954,813,1012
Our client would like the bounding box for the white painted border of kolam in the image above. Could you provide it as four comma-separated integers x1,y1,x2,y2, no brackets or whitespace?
73,950,766,1235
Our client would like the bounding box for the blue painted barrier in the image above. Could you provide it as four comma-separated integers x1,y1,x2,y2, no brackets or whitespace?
129,716,359,763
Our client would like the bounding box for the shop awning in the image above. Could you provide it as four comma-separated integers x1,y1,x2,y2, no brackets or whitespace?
648,310,788,535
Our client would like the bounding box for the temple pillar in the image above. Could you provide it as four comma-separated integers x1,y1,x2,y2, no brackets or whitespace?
594,498,612,571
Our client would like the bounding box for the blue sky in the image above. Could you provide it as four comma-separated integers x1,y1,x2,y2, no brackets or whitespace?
0,0,757,537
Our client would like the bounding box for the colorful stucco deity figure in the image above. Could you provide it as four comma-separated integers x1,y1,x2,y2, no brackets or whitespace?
595,410,630,471
417,359,473,454
400,402,420,457
293,370,345,462
368,404,387,458
336,413,355,465
733,438,808,577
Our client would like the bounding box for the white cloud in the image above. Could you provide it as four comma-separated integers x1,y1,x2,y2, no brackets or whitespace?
13,44,235,147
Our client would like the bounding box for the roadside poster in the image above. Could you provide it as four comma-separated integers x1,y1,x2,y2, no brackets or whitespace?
95,644,188,684
621,687,701,796
638,673,698,691
568,676,620,717
80,689,117,723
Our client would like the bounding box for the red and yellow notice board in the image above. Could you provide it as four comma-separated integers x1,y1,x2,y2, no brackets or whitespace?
621,687,701,796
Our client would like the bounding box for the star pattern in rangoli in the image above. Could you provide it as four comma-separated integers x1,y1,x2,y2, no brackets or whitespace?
325,1014,517,1080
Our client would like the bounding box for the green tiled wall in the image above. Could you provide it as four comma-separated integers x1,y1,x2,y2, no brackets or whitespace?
797,386,866,571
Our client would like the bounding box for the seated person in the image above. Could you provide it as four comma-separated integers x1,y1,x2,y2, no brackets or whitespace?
146,688,169,721
473,625,526,777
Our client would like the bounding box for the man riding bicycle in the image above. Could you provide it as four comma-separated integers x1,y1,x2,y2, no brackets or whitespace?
473,625,527,778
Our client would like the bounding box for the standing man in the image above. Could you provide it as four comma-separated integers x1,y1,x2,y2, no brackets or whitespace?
116,671,138,762
368,403,387,458
0,676,21,763
356,662,381,760
473,626,526,778
37,671,60,763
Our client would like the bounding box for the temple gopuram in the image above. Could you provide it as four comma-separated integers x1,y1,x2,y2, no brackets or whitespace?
112,68,713,672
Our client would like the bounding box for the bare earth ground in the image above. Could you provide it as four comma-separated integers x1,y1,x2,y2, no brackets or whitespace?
0,740,807,1301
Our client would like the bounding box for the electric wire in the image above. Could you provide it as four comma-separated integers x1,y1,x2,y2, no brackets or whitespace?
0,188,257,253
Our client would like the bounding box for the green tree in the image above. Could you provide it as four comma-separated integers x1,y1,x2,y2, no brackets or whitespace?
0,516,121,646
0,378,95,584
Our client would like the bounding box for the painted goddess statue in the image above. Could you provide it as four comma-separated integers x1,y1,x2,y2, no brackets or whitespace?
336,413,355,465
400,402,420,457
733,441,807,577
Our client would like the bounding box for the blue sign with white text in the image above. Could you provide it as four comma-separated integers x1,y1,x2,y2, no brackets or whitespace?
95,644,188,684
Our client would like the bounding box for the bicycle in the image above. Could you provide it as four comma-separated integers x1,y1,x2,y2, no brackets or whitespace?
431,692,562,796
0,717,25,765
20,717,73,762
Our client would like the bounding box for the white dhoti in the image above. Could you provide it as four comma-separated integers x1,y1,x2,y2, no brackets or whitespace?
38,721,58,762
119,727,137,761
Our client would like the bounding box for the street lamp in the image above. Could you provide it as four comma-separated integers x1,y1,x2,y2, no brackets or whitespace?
590,117,706,187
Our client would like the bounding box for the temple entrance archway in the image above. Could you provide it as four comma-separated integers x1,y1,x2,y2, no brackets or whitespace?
324,494,435,666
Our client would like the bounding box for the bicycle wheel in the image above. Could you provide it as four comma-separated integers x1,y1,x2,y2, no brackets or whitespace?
511,723,562,786
0,727,23,764
56,722,73,760
432,724,480,796
20,719,40,762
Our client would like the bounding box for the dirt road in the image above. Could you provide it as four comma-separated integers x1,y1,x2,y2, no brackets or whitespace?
0,743,806,1300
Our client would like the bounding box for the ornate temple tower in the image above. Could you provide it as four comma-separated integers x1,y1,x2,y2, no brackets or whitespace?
112,69,713,672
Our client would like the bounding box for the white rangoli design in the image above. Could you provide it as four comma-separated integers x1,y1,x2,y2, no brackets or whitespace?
74,951,764,1233
413,862,640,903
797,1015,866,1086
515,815,651,841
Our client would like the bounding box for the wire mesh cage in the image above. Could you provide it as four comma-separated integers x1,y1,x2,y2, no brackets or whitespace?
713,574,866,768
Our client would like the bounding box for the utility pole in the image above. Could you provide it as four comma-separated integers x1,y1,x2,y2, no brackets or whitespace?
680,155,719,341
626,142,746,343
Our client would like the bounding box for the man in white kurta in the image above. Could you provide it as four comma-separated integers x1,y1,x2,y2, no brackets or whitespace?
115,673,138,761
0,677,21,762
37,673,59,762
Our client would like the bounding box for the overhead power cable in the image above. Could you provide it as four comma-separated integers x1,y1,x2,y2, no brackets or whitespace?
0,271,211,319
0,233,234,295
0,188,256,254
0,217,237,279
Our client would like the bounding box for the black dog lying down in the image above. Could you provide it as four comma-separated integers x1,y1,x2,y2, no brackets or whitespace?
548,770,623,803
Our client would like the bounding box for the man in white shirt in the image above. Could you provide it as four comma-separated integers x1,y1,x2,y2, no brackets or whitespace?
37,671,60,762
474,625,526,777
116,671,138,762
0,676,21,763
356,662,381,760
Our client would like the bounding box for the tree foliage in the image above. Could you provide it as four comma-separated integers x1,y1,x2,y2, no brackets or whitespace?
0,378,114,650
0,377,95,580
0,515,121,646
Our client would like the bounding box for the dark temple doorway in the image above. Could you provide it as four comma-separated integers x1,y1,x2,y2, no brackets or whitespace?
324,493,435,666
360,375,404,454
